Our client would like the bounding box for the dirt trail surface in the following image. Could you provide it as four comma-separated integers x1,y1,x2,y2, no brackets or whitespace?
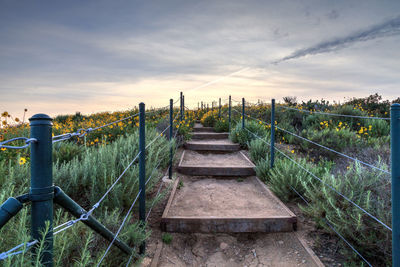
140,124,326,267
157,232,321,267
181,150,253,167
168,176,288,217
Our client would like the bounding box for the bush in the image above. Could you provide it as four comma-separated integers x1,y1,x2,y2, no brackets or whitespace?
214,119,229,132
0,126,172,266
229,120,268,148
302,162,391,264
200,110,218,127
53,141,85,164
249,138,270,163
162,233,173,244
299,128,361,159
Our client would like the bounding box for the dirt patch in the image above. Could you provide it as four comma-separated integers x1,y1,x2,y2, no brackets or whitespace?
157,232,321,267
168,176,289,217
181,151,253,167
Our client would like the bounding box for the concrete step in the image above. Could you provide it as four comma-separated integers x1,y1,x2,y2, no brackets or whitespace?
191,132,229,140
177,150,255,176
184,139,240,152
161,176,297,233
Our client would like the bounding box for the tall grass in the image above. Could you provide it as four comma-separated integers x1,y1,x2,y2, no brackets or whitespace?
0,126,173,266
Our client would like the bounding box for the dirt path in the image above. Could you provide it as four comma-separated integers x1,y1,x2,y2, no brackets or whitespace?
141,124,327,267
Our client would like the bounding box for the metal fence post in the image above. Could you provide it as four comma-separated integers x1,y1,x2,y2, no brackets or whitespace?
182,95,185,119
180,92,183,121
392,103,400,266
169,99,173,179
212,101,214,112
242,98,245,129
219,98,221,119
207,104,209,112
229,95,232,131
138,103,146,255
29,114,54,266
270,99,276,168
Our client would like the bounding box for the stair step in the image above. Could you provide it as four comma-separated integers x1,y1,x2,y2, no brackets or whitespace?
185,139,240,152
177,150,255,176
192,132,229,140
193,127,214,132
161,177,297,233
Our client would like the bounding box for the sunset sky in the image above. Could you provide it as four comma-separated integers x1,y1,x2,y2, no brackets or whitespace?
1,0,399,117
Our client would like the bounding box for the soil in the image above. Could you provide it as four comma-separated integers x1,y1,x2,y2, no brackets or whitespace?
181,151,253,167
156,232,321,267
138,146,345,267
168,176,288,217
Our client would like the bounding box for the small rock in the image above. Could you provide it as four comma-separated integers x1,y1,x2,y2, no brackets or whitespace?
302,260,306,264
162,176,174,183
220,242,228,250
278,240,284,245
295,251,298,254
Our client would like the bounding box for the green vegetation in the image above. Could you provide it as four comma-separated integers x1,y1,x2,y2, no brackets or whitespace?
0,110,188,266
228,94,393,266
161,233,173,244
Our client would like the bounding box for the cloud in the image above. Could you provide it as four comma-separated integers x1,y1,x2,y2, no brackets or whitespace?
273,15,400,64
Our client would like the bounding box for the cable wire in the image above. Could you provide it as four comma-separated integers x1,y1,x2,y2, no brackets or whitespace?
288,184,373,267
280,106,390,120
0,137,37,149
275,125,390,174
244,127,392,231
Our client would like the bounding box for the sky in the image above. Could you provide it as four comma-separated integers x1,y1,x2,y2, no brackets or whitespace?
0,0,399,117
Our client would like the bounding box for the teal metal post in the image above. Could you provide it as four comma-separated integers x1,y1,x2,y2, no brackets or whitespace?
180,92,183,121
212,101,214,112
242,98,245,129
182,95,185,119
270,99,276,168
53,187,132,255
219,98,221,119
0,197,23,228
228,95,232,131
392,103,400,266
29,114,54,266
169,99,173,179
138,103,146,254
201,101,203,110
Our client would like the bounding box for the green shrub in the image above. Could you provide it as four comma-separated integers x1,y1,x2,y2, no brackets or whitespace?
302,162,391,264
265,156,330,202
249,138,270,163
229,120,268,148
53,141,85,164
0,126,172,266
300,128,361,159
214,119,229,132
162,233,173,244
367,118,390,138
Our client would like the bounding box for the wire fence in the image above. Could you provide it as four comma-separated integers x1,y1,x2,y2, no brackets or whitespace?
0,96,186,265
279,106,390,120
224,96,396,265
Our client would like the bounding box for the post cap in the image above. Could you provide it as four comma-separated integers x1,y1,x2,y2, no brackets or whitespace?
29,114,53,126
391,103,400,110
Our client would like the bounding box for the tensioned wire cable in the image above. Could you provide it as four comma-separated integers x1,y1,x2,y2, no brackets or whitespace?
280,106,390,120
244,127,392,232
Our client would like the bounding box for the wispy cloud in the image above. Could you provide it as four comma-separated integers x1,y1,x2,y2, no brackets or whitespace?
273,15,400,64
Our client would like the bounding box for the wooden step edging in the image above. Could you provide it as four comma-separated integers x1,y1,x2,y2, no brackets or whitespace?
184,142,240,152
177,150,256,176
191,132,229,140
193,127,214,132
160,177,297,233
